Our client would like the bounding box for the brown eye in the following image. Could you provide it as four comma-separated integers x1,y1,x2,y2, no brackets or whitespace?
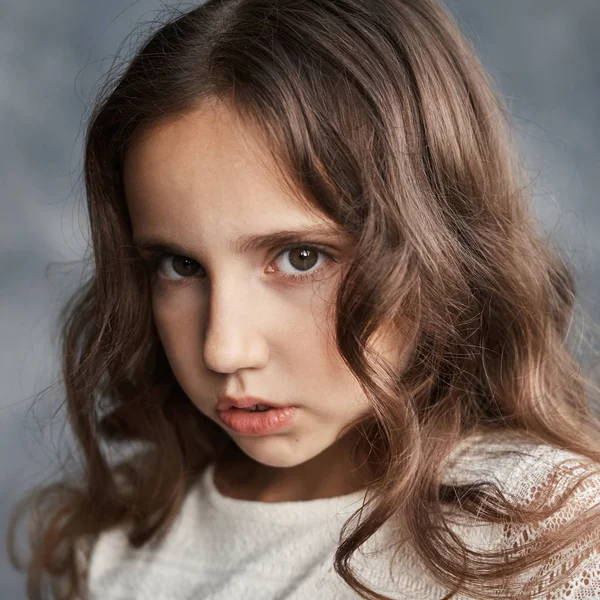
159,255,203,279
272,244,335,283
287,247,319,271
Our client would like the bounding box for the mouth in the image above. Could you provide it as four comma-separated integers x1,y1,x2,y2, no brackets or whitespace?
216,395,293,412
216,404,299,435
228,404,272,413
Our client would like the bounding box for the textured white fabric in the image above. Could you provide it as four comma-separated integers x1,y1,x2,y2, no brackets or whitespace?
75,432,600,599
443,432,600,599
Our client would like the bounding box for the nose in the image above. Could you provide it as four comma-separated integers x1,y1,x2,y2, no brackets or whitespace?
202,277,269,374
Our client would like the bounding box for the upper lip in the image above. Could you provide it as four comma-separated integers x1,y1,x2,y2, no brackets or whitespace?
216,395,284,411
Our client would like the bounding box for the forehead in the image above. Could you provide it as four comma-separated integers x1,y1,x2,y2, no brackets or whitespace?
125,99,273,182
122,99,332,239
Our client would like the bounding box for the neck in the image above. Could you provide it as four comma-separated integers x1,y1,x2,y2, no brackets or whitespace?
214,432,370,502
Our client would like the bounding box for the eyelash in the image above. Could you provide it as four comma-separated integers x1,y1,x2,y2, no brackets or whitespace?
141,243,337,287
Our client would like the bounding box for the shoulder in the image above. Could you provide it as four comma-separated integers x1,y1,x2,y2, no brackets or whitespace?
69,460,152,597
69,524,134,599
442,430,600,529
443,430,600,598
443,430,600,495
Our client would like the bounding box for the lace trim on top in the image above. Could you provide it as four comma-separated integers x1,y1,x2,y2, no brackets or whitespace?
501,458,600,598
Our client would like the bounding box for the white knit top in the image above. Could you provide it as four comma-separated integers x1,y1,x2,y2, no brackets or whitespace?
76,432,600,599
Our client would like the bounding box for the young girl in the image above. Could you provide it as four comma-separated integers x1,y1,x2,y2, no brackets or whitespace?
8,0,600,598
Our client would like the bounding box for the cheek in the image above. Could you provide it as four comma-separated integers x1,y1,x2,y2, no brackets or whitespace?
301,302,364,400
368,322,407,370
152,291,203,376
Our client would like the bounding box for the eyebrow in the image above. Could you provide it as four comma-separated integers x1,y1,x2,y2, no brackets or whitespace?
132,224,350,257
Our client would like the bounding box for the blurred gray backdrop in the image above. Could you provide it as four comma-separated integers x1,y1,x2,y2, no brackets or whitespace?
2,0,599,597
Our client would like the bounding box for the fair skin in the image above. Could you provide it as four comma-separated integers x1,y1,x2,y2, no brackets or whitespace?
123,98,405,502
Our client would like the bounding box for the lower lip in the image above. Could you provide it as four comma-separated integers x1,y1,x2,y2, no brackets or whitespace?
217,406,298,435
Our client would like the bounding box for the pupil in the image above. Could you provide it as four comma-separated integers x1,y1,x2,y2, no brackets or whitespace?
290,248,317,271
173,256,200,277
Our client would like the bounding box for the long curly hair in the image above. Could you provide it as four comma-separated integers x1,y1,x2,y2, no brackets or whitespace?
8,1,600,598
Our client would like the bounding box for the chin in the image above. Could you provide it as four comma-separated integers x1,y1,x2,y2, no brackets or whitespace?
235,437,333,470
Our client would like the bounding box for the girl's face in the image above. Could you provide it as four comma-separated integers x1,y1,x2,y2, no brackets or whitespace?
124,99,404,496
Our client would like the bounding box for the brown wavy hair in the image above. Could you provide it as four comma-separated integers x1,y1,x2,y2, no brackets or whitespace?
8,0,600,598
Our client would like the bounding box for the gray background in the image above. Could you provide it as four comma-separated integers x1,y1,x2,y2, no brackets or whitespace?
2,1,599,596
